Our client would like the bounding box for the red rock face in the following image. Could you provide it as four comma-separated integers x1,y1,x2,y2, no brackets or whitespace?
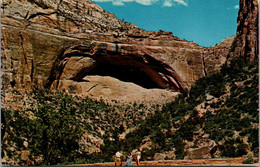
228,0,259,62
1,0,258,104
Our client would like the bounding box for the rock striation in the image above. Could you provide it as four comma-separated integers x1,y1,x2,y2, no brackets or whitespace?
228,0,259,62
1,0,258,104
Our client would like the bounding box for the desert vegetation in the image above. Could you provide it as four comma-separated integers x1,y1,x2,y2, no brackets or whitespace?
1,58,258,165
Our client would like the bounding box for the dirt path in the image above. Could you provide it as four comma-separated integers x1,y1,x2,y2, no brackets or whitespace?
71,158,259,166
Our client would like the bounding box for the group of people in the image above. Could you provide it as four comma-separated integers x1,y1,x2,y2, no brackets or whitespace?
115,149,141,166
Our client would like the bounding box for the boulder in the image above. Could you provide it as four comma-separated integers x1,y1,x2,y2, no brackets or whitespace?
184,146,211,159
165,150,176,160
154,153,167,161
20,150,30,161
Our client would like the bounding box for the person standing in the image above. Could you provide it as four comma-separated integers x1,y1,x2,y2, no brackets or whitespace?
135,149,141,166
126,152,133,166
115,151,122,166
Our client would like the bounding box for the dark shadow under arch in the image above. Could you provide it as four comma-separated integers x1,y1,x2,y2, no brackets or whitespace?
88,62,162,89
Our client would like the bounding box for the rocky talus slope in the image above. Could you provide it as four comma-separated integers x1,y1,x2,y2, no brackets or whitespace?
1,0,237,105
122,59,258,162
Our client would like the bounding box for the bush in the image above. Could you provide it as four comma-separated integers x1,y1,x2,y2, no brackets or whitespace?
2,91,85,165
242,157,256,164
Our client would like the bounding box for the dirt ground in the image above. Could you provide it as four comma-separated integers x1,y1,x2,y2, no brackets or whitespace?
71,158,259,166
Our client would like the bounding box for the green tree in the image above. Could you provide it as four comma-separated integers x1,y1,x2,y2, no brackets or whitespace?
3,91,85,165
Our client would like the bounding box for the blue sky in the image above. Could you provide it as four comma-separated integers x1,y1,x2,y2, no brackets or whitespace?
91,0,239,47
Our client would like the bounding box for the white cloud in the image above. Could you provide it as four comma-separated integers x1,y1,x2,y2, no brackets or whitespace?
163,0,173,7
173,0,187,6
136,0,159,5
92,0,159,5
113,1,125,5
92,0,188,6
234,5,239,9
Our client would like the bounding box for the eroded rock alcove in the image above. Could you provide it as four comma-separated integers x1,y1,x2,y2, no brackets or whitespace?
48,43,183,103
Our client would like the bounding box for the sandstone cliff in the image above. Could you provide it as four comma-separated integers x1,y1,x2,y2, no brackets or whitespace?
1,0,259,165
228,0,259,62
1,0,258,105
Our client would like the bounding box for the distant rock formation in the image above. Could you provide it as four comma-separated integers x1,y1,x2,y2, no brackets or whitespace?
1,0,258,105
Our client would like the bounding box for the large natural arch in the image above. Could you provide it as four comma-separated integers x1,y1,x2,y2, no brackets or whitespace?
47,43,185,94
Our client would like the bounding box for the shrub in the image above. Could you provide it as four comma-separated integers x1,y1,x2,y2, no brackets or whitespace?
2,91,85,165
242,157,256,164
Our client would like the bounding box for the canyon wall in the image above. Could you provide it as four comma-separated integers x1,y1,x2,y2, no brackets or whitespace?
1,0,258,105
228,0,259,62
